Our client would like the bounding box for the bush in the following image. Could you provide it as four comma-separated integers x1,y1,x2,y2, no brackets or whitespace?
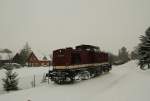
2,66,19,91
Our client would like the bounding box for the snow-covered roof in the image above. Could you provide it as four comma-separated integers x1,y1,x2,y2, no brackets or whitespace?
0,53,10,60
32,51,51,61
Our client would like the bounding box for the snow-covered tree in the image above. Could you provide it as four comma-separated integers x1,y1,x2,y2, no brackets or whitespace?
2,67,19,91
3,49,12,54
118,47,130,63
130,46,139,60
0,49,13,61
0,49,13,68
4,49,13,64
138,27,150,70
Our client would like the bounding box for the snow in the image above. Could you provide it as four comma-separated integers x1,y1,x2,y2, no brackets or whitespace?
0,67,50,94
0,53,10,60
0,61,150,101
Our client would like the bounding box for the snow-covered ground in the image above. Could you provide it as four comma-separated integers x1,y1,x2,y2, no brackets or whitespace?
0,61,150,101
0,67,50,94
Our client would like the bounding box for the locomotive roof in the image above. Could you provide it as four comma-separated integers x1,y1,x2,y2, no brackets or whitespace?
53,45,100,52
76,44,100,50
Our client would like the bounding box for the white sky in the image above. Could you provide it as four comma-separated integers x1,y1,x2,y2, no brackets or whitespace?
0,0,150,55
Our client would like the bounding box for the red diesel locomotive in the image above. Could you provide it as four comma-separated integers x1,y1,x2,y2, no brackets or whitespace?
47,45,112,84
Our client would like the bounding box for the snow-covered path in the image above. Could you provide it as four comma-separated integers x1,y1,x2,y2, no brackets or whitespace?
0,61,150,101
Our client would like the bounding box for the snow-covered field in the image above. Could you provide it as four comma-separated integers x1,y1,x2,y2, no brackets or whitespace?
0,67,50,94
0,61,150,101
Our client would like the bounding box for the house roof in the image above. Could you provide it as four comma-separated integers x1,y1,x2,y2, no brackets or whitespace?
27,51,51,61
13,49,51,62
0,53,11,60
34,50,51,60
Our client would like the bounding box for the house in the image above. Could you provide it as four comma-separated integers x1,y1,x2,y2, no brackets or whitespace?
0,53,12,66
13,51,51,67
40,56,51,66
26,52,41,67
27,52,51,67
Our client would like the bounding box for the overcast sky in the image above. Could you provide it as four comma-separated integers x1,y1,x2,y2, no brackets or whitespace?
0,0,150,55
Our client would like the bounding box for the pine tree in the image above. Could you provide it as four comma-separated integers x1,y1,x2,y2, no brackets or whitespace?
2,67,19,91
131,51,138,60
138,27,150,70
118,47,130,63
19,42,32,66
13,53,21,64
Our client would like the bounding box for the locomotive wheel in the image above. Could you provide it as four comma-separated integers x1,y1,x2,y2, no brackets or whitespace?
90,73,96,78
65,77,74,83
55,80,63,84
54,77,74,84
75,75,82,81
91,70,99,77
75,71,91,80
103,68,109,73
140,64,149,70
